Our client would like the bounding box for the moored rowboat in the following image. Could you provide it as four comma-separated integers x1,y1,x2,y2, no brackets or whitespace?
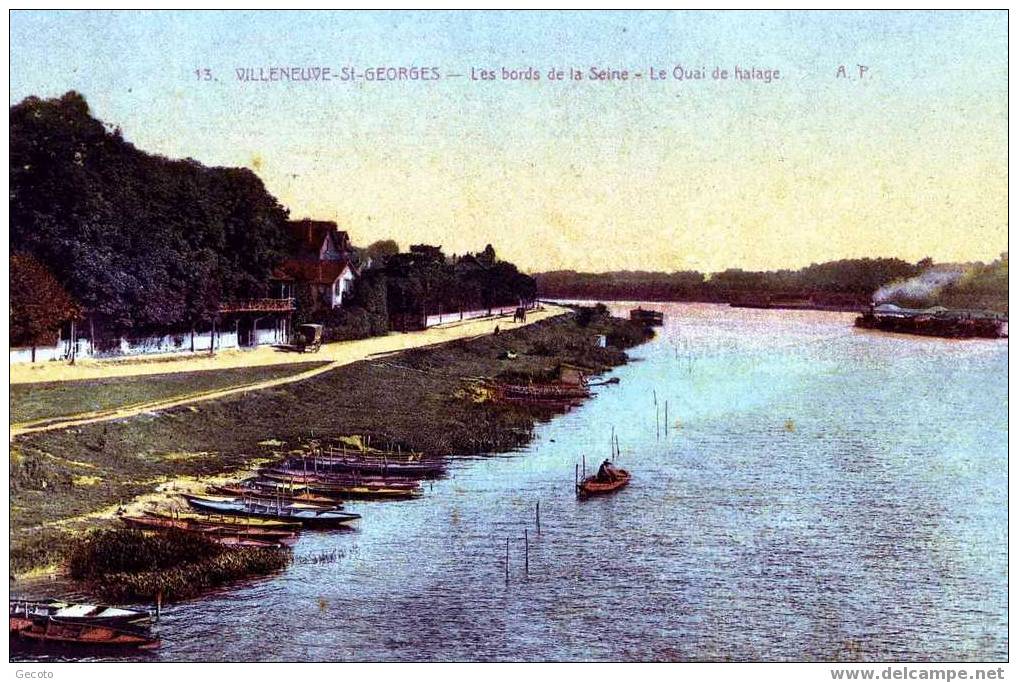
208,484,339,508
183,495,361,528
120,514,298,546
10,600,152,632
144,510,301,531
288,459,444,477
260,469,420,489
17,617,159,649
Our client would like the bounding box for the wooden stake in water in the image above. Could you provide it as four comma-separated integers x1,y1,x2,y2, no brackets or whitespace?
536,501,541,534
156,590,162,623
505,537,510,584
524,528,529,578
665,401,669,435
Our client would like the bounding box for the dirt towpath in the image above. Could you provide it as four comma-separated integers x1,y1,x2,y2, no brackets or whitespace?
11,305,566,438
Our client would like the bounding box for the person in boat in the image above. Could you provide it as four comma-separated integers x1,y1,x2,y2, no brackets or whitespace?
597,458,620,482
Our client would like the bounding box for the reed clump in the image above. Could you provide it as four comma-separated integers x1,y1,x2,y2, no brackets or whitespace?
68,528,290,602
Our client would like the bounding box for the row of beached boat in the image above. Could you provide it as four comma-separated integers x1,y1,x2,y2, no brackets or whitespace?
12,443,449,650
116,449,446,545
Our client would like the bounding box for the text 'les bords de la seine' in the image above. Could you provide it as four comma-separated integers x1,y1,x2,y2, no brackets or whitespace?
221,64,784,84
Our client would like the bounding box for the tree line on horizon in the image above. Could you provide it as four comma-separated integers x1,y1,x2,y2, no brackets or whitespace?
534,255,1008,313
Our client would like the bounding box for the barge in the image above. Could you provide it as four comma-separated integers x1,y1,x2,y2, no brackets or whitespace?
855,303,1007,339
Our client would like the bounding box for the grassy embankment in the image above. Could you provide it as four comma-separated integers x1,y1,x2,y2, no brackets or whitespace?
11,362,330,425
11,311,649,576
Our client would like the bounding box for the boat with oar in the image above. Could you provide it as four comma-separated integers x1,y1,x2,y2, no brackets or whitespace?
576,437,631,497
144,510,301,531
207,483,340,508
10,600,152,633
576,469,631,496
15,617,159,650
183,495,361,529
120,514,299,546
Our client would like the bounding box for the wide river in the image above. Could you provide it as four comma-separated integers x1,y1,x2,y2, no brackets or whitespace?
19,303,1009,662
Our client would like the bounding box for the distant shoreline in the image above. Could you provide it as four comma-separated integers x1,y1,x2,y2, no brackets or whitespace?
542,297,865,314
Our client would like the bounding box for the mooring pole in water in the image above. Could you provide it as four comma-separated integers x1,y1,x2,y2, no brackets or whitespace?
665,401,669,435
505,537,510,584
156,590,162,623
575,464,578,489
582,455,585,478
524,528,529,578
536,501,541,534
654,390,660,439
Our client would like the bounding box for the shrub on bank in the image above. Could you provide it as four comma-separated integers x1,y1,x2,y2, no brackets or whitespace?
68,528,290,602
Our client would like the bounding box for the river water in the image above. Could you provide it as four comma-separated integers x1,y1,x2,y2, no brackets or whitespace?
16,303,1008,662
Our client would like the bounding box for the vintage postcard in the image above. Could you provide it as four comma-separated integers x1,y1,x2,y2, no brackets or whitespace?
6,9,1008,673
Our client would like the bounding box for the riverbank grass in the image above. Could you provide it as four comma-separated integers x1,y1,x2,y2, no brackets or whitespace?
68,528,290,602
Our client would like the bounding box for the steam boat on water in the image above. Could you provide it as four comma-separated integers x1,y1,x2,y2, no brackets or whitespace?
855,303,1007,339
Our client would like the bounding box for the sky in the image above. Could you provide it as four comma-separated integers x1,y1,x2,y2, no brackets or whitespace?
9,10,1008,274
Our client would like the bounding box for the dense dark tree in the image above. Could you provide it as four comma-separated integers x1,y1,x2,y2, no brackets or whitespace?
10,253,80,352
10,91,291,334
381,244,535,318
364,239,400,264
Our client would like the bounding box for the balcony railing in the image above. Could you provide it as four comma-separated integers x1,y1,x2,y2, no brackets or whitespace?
218,298,296,313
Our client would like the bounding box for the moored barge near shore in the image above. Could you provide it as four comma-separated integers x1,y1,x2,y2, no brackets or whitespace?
629,307,664,326
855,303,1007,339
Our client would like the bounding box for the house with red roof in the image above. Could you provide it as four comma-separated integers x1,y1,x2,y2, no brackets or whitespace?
272,219,359,312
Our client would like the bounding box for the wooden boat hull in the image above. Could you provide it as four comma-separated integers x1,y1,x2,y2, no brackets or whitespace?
297,460,443,477
257,473,422,498
144,510,301,531
577,470,631,496
184,496,361,529
17,618,159,649
263,468,421,489
121,515,298,546
10,600,152,628
208,485,339,507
